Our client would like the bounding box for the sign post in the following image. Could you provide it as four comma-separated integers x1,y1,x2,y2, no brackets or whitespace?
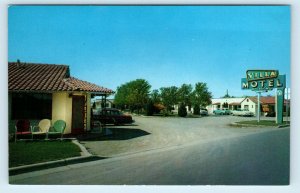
241,70,286,124
257,91,261,122
275,75,286,124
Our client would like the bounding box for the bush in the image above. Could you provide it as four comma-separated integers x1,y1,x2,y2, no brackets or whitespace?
178,103,187,117
162,109,169,117
193,105,200,115
154,103,165,114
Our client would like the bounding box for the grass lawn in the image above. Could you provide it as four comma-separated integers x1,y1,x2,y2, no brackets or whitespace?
235,120,290,126
9,140,81,168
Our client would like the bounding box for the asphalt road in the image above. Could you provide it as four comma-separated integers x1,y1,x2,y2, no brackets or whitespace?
10,127,289,185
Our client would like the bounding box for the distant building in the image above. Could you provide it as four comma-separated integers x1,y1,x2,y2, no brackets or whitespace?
92,98,115,109
241,96,290,116
207,97,245,114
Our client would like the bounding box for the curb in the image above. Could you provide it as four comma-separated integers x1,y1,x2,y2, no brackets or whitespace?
278,124,290,128
230,122,290,128
230,122,264,127
72,139,92,156
9,139,105,176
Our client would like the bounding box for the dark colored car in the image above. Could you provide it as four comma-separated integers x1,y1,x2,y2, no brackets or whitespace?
93,108,134,125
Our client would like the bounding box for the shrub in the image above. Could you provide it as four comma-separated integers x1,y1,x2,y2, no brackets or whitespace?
193,105,200,115
154,103,165,113
178,103,187,117
162,109,169,117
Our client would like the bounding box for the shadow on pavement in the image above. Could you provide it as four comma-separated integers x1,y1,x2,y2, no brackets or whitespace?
78,128,151,141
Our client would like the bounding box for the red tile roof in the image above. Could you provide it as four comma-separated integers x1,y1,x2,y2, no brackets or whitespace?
247,96,289,104
260,96,276,104
64,77,114,93
229,102,241,105
8,62,114,94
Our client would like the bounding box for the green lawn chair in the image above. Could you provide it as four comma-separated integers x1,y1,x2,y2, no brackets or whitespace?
32,119,51,140
47,120,66,140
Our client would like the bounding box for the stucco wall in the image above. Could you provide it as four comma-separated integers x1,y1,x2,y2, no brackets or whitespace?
52,92,72,134
52,92,91,134
241,98,257,115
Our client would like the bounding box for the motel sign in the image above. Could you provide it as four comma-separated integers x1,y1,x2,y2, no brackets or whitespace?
241,70,286,124
241,75,286,90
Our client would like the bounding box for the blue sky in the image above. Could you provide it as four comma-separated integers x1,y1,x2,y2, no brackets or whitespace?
8,5,290,98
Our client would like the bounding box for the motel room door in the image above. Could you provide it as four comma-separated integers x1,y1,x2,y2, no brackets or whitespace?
72,95,86,134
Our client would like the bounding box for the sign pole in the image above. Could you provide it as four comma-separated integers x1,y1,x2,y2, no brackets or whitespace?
257,91,260,123
276,75,286,124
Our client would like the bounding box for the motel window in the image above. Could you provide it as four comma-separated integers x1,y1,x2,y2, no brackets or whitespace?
11,93,52,120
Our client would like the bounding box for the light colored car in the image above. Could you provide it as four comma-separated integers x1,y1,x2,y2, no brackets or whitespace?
213,108,231,115
232,109,254,117
200,108,208,116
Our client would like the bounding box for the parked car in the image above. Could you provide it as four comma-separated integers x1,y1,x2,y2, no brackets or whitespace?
213,108,231,115
231,109,254,117
93,108,134,125
200,108,208,116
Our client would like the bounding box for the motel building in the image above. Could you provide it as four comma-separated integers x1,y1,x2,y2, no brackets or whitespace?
206,96,289,116
207,97,245,114
8,61,114,135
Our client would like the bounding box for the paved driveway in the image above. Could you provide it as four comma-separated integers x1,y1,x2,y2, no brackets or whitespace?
81,115,280,157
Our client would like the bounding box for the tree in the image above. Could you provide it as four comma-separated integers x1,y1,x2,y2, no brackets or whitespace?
193,105,200,115
178,103,187,117
150,89,161,104
114,79,151,113
145,99,155,116
177,84,193,106
222,89,231,98
160,86,178,112
114,85,130,110
191,82,212,108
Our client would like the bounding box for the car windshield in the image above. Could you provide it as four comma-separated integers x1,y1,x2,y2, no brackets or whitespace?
99,109,122,115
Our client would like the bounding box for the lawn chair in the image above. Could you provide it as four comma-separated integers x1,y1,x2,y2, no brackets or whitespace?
15,119,32,142
31,119,51,140
47,120,66,140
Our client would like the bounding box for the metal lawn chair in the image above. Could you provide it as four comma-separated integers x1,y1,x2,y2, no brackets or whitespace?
15,119,32,142
47,120,66,140
31,119,51,140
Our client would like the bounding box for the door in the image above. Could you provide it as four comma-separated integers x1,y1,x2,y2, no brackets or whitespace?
72,95,85,134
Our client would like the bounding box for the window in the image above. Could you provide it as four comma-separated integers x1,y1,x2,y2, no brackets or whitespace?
247,99,249,102
244,105,249,110
11,93,52,119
